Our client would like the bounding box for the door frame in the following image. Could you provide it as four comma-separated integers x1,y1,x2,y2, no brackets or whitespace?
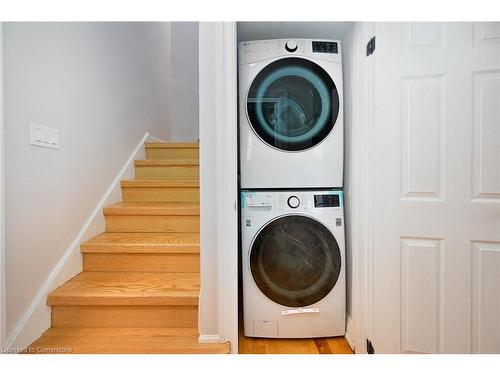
215,21,239,352
345,21,375,354
360,21,376,354
0,22,6,348
199,21,239,353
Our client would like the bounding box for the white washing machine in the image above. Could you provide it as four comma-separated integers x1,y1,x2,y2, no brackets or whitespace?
239,39,344,189
241,190,345,338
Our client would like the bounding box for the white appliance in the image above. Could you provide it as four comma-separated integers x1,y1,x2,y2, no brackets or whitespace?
241,190,345,338
239,39,344,189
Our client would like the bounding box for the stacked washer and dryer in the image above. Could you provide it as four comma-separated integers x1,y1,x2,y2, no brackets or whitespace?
239,39,346,338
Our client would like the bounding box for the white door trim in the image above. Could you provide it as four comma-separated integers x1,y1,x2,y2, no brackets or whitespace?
362,21,376,354
198,21,238,353
215,21,238,352
0,22,5,348
345,21,375,354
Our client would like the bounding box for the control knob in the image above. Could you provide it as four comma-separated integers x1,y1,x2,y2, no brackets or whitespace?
285,40,298,52
287,196,300,208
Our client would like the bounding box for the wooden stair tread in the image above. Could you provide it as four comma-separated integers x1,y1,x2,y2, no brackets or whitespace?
48,272,200,306
145,142,199,149
28,328,230,354
145,144,199,163
121,179,199,188
103,202,199,216
135,159,199,166
41,327,198,337
81,233,199,254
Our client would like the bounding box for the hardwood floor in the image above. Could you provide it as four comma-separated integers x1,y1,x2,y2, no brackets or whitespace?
238,328,353,354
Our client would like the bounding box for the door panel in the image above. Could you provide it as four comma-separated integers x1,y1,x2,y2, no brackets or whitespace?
472,71,500,200
400,237,442,354
401,74,444,200
472,241,500,353
370,22,500,353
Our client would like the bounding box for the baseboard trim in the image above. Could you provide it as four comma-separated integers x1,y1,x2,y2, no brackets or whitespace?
345,315,356,353
198,334,222,344
345,332,355,353
5,132,163,349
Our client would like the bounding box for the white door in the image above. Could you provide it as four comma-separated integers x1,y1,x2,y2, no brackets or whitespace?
369,22,500,353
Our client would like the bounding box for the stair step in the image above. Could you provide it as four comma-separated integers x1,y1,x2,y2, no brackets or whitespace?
48,272,200,306
135,159,199,180
81,233,199,254
104,203,199,233
145,143,199,149
145,142,199,160
103,202,199,216
83,253,199,272
28,328,230,354
51,305,198,328
81,233,200,272
42,327,198,337
121,179,199,203
135,159,199,166
121,180,199,188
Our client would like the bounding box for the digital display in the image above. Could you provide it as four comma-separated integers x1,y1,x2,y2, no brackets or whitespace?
314,194,340,208
312,41,338,54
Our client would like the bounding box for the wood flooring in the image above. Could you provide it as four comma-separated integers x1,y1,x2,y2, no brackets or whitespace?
238,328,353,354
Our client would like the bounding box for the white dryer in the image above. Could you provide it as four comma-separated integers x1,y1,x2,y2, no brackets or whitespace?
239,39,344,189
241,190,345,338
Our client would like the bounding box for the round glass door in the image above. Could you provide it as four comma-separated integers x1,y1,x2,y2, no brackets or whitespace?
247,57,340,151
250,215,341,307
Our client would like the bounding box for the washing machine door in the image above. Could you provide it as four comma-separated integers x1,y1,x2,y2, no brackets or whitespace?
247,57,340,152
249,215,341,307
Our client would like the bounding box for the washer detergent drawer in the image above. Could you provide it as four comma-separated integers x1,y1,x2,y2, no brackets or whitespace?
245,194,273,208
253,320,278,337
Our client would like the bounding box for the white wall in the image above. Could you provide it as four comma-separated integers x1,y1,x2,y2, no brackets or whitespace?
169,22,199,142
3,22,171,341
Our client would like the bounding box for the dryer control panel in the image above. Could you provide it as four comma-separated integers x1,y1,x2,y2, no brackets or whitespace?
238,38,342,65
312,41,338,54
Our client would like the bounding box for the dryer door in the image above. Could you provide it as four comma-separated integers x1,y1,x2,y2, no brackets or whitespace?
247,57,340,151
249,215,341,307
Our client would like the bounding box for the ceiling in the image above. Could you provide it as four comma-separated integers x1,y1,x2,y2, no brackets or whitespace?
237,22,354,42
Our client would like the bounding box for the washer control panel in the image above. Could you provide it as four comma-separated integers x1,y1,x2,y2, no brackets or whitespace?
242,190,343,213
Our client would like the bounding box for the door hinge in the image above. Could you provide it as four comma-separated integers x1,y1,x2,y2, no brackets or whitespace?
366,339,375,354
366,36,376,56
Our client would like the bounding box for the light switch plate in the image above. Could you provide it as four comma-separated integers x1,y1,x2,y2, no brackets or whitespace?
30,123,60,149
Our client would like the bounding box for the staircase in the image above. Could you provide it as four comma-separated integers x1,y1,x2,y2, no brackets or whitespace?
27,142,230,354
